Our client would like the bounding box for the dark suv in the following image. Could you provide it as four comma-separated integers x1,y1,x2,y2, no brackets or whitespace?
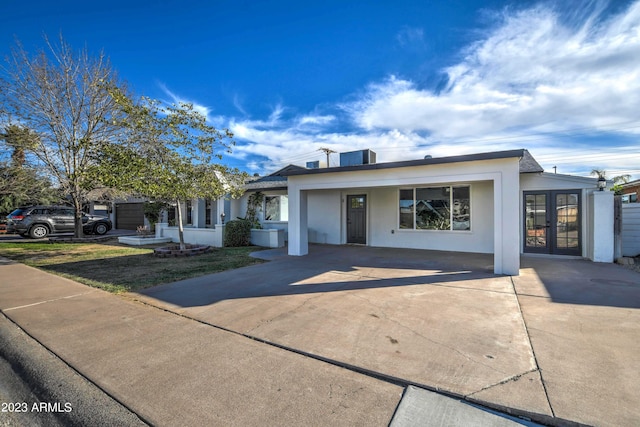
6,205,112,239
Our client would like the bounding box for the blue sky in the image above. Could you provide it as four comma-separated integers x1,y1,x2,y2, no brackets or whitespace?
2,0,640,179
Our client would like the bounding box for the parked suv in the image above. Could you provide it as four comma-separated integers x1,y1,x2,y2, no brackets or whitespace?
6,206,112,239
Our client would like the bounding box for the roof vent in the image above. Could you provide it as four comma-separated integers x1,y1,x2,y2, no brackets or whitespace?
340,149,377,167
424,155,432,159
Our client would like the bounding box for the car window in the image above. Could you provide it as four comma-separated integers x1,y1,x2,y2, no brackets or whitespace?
53,208,74,216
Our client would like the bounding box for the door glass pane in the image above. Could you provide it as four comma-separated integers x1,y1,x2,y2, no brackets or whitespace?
351,196,365,209
556,193,579,249
525,194,547,248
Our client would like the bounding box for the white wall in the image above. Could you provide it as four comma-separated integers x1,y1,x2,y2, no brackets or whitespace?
308,190,341,244
156,223,224,247
622,204,640,256
368,182,495,253
589,191,614,262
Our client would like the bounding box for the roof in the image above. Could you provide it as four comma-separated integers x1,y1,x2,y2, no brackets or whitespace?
282,149,543,177
244,164,304,191
621,178,640,188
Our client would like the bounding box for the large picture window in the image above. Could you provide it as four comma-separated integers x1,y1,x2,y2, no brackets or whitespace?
399,186,470,231
264,195,288,221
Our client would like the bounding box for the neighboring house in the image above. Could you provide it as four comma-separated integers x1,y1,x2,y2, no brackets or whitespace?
161,148,614,276
85,187,149,231
620,179,640,203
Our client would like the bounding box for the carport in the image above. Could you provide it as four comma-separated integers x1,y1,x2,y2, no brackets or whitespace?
283,150,525,275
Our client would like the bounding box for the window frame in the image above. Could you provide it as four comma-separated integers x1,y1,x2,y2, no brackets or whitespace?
397,185,472,232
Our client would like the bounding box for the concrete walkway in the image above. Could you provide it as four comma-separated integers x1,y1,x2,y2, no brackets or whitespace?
1,245,639,426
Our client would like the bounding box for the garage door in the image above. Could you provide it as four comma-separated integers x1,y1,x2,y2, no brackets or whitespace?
116,203,144,230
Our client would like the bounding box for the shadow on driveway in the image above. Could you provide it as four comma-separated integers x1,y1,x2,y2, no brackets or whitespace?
137,245,503,308
138,244,640,310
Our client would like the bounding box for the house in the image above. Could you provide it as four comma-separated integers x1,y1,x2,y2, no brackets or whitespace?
157,148,615,276
620,179,640,203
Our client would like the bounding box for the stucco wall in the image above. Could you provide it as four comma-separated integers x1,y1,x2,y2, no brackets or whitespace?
368,182,495,253
307,190,342,244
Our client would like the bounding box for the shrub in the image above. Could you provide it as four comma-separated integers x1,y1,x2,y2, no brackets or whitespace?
224,219,252,247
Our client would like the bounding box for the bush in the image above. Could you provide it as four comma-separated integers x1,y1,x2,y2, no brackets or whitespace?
224,219,252,247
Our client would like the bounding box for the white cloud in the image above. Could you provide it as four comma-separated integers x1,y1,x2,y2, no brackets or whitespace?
181,1,640,179
351,1,640,140
297,114,335,126
158,82,212,120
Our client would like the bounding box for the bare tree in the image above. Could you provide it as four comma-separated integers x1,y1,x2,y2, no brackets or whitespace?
0,35,126,237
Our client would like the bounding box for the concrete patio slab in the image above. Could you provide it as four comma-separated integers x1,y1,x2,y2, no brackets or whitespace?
469,371,552,419
513,257,640,427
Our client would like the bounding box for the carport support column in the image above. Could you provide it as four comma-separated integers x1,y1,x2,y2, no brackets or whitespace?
494,163,520,275
288,187,308,256
588,190,614,262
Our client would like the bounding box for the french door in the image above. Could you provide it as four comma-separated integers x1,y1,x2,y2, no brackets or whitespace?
524,190,581,255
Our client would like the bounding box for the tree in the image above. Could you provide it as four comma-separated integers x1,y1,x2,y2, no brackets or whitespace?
98,89,247,249
0,35,126,236
0,125,61,215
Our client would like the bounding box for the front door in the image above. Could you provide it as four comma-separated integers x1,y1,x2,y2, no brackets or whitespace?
347,195,367,244
524,190,581,255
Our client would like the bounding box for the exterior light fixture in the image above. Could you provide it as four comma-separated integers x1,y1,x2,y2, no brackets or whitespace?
220,212,226,224
597,176,606,191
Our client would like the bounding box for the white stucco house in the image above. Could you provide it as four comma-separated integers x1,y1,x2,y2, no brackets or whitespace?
156,148,615,276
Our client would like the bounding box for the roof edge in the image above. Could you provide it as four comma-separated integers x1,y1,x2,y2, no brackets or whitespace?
283,149,527,176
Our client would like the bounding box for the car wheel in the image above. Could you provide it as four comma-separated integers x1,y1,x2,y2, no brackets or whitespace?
29,225,49,239
93,223,109,235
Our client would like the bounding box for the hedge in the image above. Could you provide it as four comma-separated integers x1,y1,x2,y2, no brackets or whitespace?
224,219,252,247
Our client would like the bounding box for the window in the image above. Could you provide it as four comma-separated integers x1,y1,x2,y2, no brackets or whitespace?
186,200,192,225
205,199,217,226
399,186,470,231
54,208,74,217
622,193,637,203
264,195,288,221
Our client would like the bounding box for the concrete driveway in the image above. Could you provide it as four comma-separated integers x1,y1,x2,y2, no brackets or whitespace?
132,244,640,426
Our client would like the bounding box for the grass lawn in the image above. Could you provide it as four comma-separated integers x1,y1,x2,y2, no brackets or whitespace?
0,241,265,293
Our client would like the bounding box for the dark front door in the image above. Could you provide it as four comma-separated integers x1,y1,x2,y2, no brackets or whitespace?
347,195,367,244
524,190,581,255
